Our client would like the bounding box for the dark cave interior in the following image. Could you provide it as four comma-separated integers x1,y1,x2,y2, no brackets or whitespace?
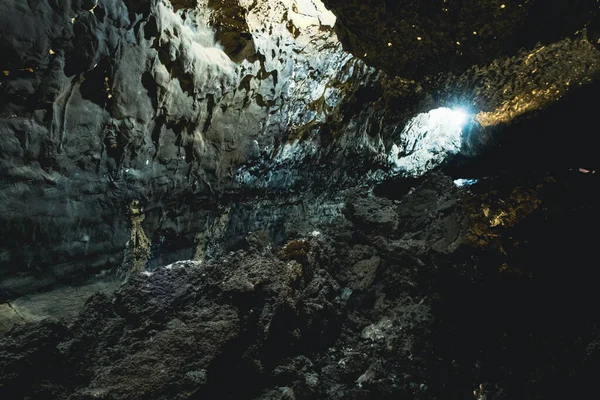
1,0,600,399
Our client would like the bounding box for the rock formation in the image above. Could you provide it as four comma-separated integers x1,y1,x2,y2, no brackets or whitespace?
1,0,599,399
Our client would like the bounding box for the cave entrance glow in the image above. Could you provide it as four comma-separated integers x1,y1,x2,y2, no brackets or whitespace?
388,107,472,177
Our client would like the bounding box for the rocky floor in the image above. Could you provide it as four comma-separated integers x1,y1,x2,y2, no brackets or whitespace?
1,1,600,399
2,167,599,400
0,275,120,333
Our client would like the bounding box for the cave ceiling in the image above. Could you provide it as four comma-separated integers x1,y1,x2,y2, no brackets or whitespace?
0,0,599,307
323,0,599,78
2,1,600,399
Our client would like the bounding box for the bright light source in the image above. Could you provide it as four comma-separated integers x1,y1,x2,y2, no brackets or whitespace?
450,108,469,127
388,107,473,177
290,0,336,28
453,178,478,187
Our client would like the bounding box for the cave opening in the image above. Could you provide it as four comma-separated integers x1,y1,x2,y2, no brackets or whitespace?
1,0,600,399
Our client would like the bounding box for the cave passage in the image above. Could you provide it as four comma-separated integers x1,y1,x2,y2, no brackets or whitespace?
1,0,600,399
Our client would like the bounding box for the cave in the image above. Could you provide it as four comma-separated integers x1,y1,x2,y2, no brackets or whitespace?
1,0,599,399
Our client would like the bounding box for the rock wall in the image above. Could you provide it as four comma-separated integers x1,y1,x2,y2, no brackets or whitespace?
2,1,600,397
0,0,378,290
1,0,599,296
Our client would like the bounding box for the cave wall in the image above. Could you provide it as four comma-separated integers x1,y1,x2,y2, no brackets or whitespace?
2,1,600,397
0,0,379,291
1,0,599,295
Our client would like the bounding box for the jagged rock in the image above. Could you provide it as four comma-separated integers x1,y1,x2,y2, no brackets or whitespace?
2,2,600,398
322,0,599,78
0,320,71,397
207,0,256,62
1,0,599,289
2,169,600,398
0,240,344,399
343,194,399,234
0,0,377,284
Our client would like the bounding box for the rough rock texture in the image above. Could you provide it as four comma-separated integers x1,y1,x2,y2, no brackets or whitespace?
322,0,599,78
2,1,600,397
0,0,376,289
1,0,599,292
2,166,600,399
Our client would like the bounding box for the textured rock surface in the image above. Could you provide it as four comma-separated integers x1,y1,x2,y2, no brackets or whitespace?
0,0,376,287
1,0,599,290
2,168,600,399
2,1,600,397
322,0,599,78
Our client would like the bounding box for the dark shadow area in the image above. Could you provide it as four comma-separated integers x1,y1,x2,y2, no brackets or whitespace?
80,59,111,107
430,169,600,399
444,80,600,180
427,83,600,397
